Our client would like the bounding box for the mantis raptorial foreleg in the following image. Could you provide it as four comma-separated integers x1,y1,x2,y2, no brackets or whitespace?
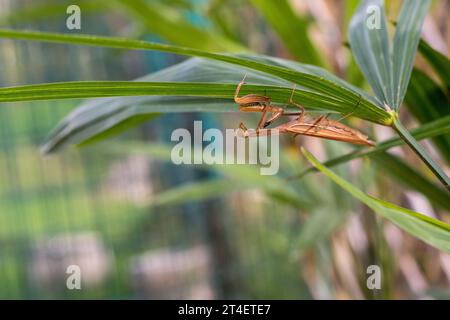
234,75,301,131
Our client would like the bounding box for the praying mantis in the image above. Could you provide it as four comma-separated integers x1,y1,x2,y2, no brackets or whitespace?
234,75,375,147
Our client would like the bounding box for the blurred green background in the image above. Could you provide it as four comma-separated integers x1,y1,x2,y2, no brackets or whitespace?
0,0,449,299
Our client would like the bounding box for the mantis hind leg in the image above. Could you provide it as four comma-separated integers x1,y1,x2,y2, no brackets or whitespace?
263,109,304,128
256,103,270,132
237,102,270,134
263,84,307,128
238,122,276,138
238,122,250,137
263,107,284,128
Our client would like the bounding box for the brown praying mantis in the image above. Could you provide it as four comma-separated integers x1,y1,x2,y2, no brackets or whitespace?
234,74,303,132
234,75,375,147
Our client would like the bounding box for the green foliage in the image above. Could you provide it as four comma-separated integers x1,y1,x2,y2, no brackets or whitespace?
406,69,450,163
0,55,389,152
349,0,448,189
115,0,243,51
250,0,324,66
419,39,450,91
349,0,393,108
302,148,450,253
393,119,450,188
0,0,448,255
0,0,106,25
349,0,430,110
292,115,450,177
370,153,450,211
0,28,389,123
392,0,430,109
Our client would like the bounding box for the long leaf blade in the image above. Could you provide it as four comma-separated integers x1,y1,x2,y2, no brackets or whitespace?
371,153,450,211
419,39,450,91
291,115,450,179
0,28,390,123
302,148,450,253
393,119,450,190
349,0,393,107
0,58,388,152
392,0,430,108
405,68,450,163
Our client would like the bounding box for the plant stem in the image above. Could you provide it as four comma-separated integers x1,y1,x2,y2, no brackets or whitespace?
393,118,450,190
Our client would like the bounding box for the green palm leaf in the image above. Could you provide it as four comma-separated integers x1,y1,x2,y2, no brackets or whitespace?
406,68,450,163
0,28,390,124
349,0,393,108
392,0,430,108
419,39,450,91
349,0,448,189
0,57,388,152
292,115,450,178
349,0,430,110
